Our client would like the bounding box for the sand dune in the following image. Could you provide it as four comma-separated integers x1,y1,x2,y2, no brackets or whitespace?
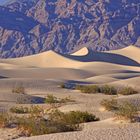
71,47,89,56
0,46,140,140
0,68,93,80
0,46,139,69
109,45,140,63
109,76,140,90
0,45,139,88
0,50,85,68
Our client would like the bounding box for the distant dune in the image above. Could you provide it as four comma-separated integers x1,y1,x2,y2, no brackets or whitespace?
108,45,140,63
0,45,139,87
71,47,89,56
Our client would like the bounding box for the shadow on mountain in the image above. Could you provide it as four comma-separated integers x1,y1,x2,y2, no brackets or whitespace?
0,6,38,33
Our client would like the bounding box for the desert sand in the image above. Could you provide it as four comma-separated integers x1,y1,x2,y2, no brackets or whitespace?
0,45,139,140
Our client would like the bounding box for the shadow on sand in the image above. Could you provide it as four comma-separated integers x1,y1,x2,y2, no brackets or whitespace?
64,51,140,67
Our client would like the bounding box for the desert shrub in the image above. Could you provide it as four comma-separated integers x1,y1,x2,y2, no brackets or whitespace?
17,109,82,136
45,95,74,104
49,110,99,124
45,94,59,104
0,113,17,128
10,106,29,114
17,115,79,136
10,106,44,117
75,85,84,90
115,102,139,122
118,87,138,95
63,111,100,124
75,84,117,95
75,85,100,94
60,83,66,88
12,85,25,94
75,85,138,96
0,109,99,136
29,106,44,118
17,116,48,136
100,85,117,95
100,99,118,111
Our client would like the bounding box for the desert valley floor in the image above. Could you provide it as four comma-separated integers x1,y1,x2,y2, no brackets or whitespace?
0,46,140,140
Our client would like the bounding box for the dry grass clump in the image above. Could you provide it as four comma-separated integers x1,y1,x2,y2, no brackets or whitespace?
17,115,78,136
75,85,117,95
49,109,99,124
100,85,117,95
10,106,44,116
12,85,25,94
0,113,17,128
115,102,139,122
75,84,138,96
45,94,59,104
100,99,139,122
10,106,29,114
75,85,100,94
100,99,118,111
118,87,138,95
45,94,74,104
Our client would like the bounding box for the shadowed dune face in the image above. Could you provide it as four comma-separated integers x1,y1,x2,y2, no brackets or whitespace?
65,51,140,67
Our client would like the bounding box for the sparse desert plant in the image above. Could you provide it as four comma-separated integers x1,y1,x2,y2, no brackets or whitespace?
17,116,49,136
60,83,66,88
12,85,25,94
75,85,84,90
100,98,118,111
75,85,100,94
100,85,117,95
115,102,139,122
10,106,29,114
75,84,118,95
45,94,59,104
118,87,138,95
0,113,10,127
17,115,79,136
49,109,99,124
17,109,82,136
0,108,99,136
0,113,16,128
10,105,44,116
74,85,138,96
45,95,74,104
29,106,44,118
62,111,100,124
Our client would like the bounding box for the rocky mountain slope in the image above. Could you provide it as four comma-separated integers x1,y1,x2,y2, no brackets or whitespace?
0,0,140,58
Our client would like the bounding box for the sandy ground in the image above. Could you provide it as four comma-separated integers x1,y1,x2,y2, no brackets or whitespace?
0,46,139,140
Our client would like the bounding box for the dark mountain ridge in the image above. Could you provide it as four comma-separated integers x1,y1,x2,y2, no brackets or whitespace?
0,0,140,58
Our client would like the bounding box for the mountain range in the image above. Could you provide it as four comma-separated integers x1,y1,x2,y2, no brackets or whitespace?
0,0,140,58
